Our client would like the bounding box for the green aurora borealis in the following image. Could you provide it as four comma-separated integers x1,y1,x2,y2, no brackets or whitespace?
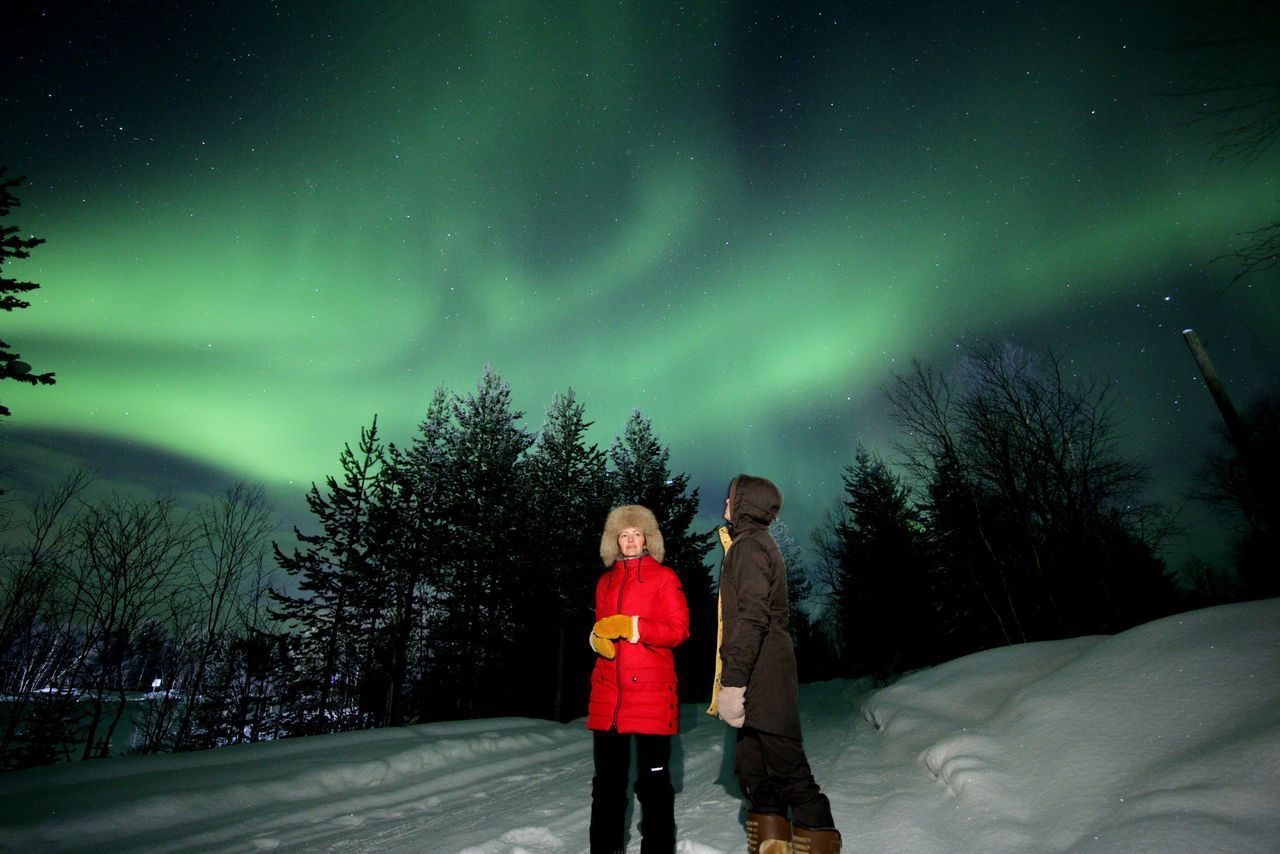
3,2,1278,566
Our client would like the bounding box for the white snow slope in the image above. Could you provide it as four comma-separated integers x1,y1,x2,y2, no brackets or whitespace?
2,598,1277,853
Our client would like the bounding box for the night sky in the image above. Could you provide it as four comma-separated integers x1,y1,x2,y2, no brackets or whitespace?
3,1,1277,571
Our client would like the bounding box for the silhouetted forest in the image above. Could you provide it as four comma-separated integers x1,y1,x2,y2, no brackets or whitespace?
0,370,716,768
2,354,1274,771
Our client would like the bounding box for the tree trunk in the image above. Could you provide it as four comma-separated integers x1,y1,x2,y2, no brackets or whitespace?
553,623,566,721
1183,329,1253,458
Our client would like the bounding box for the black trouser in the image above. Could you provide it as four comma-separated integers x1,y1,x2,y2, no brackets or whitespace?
735,726,834,830
590,730,675,854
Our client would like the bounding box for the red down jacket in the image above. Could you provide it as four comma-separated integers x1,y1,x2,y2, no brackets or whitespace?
586,553,690,734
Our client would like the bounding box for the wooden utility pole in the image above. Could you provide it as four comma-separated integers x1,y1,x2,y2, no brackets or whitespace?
1182,329,1253,460
1183,329,1279,596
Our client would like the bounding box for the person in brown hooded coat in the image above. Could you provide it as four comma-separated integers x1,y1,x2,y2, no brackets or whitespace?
710,474,841,854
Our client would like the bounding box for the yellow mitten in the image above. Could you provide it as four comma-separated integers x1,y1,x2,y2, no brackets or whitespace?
593,614,634,640
589,632,616,659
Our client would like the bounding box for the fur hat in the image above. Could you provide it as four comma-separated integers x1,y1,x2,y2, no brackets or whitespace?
599,504,665,565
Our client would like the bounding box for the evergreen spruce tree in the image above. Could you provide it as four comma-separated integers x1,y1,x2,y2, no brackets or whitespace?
0,168,56,417
360,457,426,728
389,386,456,723
184,634,239,749
919,455,1018,659
770,518,835,680
270,417,386,735
817,447,933,681
526,389,612,720
433,368,534,718
8,692,80,770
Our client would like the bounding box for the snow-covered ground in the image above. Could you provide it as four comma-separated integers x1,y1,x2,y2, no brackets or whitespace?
2,598,1277,853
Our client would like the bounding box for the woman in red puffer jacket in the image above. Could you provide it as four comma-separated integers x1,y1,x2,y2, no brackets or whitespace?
586,504,689,853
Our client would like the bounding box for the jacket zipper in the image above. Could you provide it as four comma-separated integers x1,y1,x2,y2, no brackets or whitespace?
610,558,631,730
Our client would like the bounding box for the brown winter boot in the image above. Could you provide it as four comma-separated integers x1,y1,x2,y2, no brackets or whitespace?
792,826,841,854
746,811,792,854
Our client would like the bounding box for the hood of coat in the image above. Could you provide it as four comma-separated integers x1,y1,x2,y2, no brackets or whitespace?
599,504,666,565
728,474,782,532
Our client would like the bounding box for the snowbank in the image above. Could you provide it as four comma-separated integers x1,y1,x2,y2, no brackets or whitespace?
1,599,1276,852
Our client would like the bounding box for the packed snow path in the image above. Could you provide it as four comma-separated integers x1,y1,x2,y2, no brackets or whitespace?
1,704,785,852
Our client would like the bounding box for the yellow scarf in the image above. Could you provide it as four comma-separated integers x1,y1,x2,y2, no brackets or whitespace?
706,525,733,716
